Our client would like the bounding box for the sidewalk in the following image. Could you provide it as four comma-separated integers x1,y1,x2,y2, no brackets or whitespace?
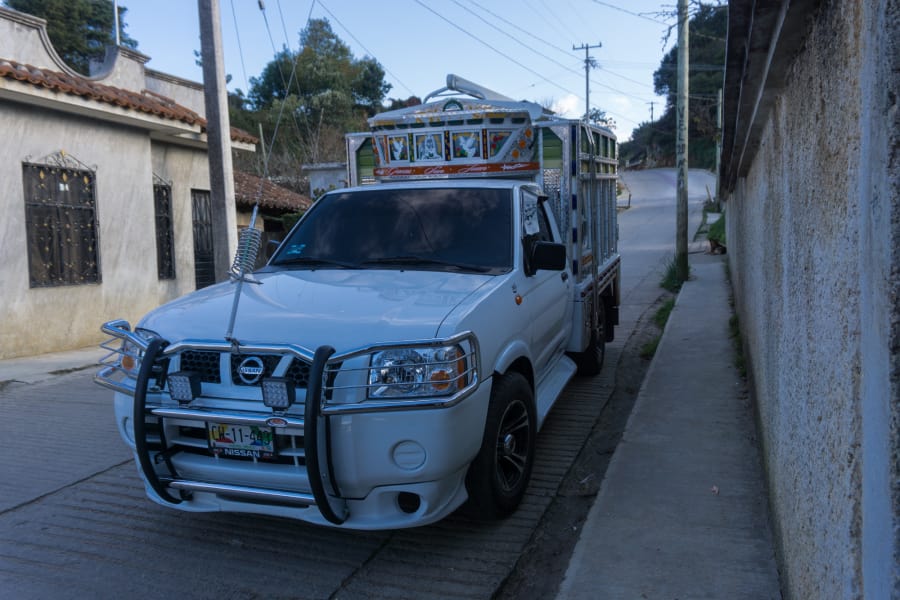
557,252,782,599
0,345,106,385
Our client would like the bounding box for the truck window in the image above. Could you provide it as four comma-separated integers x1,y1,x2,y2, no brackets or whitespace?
271,187,513,274
521,189,555,243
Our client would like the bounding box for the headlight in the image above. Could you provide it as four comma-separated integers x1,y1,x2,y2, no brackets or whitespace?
368,345,470,399
119,328,161,378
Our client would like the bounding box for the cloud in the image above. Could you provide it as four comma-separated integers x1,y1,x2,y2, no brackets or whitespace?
551,94,583,118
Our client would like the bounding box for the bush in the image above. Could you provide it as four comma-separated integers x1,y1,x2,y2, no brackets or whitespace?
708,213,726,245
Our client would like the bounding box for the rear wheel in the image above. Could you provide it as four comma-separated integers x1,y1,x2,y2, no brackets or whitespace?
573,302,606,376
465,372,535,519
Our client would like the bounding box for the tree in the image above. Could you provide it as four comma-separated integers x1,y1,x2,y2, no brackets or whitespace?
5,0,138,75
619,2,726,169
248,19,390,119
238,18,392,170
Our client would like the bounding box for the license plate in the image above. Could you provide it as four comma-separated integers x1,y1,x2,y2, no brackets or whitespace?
208,423,275,459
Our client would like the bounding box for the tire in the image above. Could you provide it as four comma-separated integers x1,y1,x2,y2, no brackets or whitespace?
572,302,606,376
465,372,536,519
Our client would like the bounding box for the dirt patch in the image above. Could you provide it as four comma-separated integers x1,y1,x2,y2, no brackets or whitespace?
495,291,674,599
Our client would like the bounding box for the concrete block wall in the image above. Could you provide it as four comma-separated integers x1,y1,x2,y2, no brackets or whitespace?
725,1,899,597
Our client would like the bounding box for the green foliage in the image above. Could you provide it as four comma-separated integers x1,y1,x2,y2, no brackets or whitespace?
247,18,390,116
6,0,138,75
235,18,392,170
654,298,676,329
279,210,306,233
729,314,746,377
619,2,726,169
639,336,661,360
707,213,726,244
661,257,689,293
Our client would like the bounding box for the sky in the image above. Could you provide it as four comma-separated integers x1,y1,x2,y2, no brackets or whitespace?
123,1,679,142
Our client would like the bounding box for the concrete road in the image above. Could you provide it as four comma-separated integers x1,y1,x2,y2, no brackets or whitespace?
0,168,712,599
617,168,713,331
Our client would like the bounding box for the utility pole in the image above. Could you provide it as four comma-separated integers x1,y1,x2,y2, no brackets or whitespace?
675,0,689,281
198,0,238,281
715,87,723,211
573,42,601,119
647,100,655,122
113,0,120,46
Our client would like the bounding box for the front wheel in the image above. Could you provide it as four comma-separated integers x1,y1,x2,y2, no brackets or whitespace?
572,302,606,376
465,372,536,519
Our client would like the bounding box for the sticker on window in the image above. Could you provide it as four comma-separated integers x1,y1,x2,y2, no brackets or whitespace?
523,196,539,236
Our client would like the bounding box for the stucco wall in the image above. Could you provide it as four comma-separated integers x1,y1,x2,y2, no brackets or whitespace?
145,70,205,116
0,102,207,358
725,1,899,597
0,8,71,74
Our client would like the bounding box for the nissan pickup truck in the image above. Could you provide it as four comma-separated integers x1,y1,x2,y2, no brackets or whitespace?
96,75,620,530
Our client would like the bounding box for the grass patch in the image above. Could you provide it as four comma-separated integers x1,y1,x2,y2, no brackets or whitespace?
724,264,747,377
653,298,676,329
639,336,660,359
729,313,747,378
708,212,726,245
660,258,690,293
639,296,677,360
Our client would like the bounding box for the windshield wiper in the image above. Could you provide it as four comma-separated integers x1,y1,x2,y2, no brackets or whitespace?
272,256,359,269
361,256,491,273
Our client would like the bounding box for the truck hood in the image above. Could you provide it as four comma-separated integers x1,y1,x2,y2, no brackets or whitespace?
139,269,497,352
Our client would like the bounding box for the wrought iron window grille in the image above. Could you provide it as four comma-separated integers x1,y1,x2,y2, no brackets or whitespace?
22,150,101,288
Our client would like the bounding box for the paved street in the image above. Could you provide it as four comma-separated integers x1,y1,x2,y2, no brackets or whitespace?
0,168,712,599
0,344,618,599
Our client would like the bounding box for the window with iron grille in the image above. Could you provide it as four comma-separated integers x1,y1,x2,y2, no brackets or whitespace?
154,182,176,280
22,161,100,287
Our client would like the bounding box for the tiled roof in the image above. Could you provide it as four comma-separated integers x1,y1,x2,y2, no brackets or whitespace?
0,58,257,145
234,170,312,212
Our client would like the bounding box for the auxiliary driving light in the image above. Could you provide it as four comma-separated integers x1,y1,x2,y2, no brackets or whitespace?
167,371,200,404
262,378,295,410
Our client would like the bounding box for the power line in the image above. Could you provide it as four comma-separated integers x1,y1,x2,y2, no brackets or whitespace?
425,1,658,107
589,0,669,25
228,0,250,93
460,0,573,58
413,0,577,100
316,0,416,97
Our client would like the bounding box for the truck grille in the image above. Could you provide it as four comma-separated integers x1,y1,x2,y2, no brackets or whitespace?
180,351,221,383
176,351,311,388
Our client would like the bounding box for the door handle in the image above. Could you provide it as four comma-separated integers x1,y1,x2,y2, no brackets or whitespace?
561,272,569,282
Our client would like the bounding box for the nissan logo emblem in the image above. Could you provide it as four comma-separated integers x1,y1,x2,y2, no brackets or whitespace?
238,356,265,385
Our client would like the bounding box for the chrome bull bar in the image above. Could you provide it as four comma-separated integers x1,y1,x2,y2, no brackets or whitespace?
119,332,348,524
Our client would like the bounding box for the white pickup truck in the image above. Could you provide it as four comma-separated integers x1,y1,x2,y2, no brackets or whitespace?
96,76,620,530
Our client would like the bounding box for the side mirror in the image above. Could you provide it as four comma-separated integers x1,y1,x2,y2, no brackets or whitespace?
528,241,566,274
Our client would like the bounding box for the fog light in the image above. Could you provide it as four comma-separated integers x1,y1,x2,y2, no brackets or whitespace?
397,492,421,514
262,378,295,409
167,371,200,404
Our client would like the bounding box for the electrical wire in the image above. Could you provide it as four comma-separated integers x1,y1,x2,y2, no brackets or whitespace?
228,0,250,93
413,0,577,100
315,0,416,97
589,0,670,25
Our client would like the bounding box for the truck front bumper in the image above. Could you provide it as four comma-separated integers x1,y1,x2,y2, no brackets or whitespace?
99,323,489,530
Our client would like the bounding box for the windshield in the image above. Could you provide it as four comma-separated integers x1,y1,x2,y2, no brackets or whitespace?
270,187,513,274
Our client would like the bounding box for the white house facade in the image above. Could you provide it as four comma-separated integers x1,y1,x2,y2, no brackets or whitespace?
0,7,256,359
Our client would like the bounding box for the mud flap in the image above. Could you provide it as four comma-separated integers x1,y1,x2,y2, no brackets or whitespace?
304,345,348,525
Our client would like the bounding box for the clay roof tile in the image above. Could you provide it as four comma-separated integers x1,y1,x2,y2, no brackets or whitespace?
0,57,257,145
233,171,312,212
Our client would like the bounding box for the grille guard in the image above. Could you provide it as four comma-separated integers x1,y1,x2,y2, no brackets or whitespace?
126,333,347,524
93,319,483,526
